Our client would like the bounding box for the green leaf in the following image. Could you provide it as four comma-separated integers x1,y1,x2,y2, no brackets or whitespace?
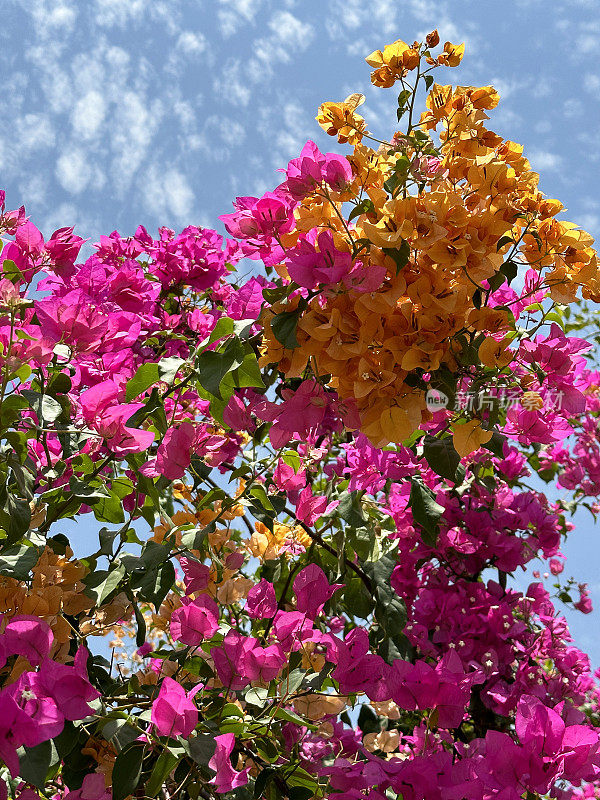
0,494,32,544
343,577,372,619
424,74,434,91
83,564,126,604
18,739,58,789
273,706,317,730
348,199,375,223
397,88,411,111
93,491,125,524
20,389,64,423
249,483,275,512
286,766,321,790
271,307,303,349
482,430,508,459
337,490,366,528
364,554,407,637
409,478,444,546
126,362,159,401
146,749,179,796
158,356,186,384
14,363,31,383
383,239,410,273
138,560,176,610
0,543,40,579
281,450,301,473
3,258,24,283
207,315,234,344
244,686,269,708
500,259,519,285
496,235,515,252
112,741,145,800
232,352,265,389
422,435,462,482
187,733,217,766
196,341,244,398
0,394,29,427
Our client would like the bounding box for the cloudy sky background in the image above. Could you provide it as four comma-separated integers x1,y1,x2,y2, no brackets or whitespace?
2,0,600,660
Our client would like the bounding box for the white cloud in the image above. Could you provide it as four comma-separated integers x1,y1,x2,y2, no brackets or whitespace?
201,115,246,162
217,0,262,37
93,0,151,26
578,213,599,233
176,31,207,55
255,11,314,66
41,201,100,243
110,91,163,194
584,73,600,94
256,99,311,169
56,148,92,194
527,149,563,171
71,90,107,139
22,0,78,38
217,60,252,106
141,165,195,223
489,77,526,101
563,98,583,118
16,113,56,153
18,175,48,206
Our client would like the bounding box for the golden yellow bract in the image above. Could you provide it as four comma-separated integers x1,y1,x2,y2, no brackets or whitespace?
259,37,600,449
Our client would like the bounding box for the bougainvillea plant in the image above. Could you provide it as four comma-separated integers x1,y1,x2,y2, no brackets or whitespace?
1,30,600,800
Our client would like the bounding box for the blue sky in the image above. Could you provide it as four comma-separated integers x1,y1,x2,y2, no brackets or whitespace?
2,0,600,660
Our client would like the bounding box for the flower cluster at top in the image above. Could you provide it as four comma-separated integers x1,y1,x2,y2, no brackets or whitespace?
219,33,598,451
0,29,600,800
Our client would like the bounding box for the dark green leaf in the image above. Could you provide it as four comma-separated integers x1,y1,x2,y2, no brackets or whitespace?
343,577,372,619
364,554,407,637
21,389,63,423
47,371,72,395
112,742,145,800
348,199,375,223
337,490,366,528
422,435,462,482
18,740,58,789
0,543,40,579
482,430,508,459
126,362,159,401
158,356,186,384
496,235,515,252
409,478,444,546
187,734,217,766
146,749,179,796
83,564,126,604
69,478,110,505
271,307,302,349
500,259,518,285
383,239,410,274
254,767,275,798
232,352,265,389
138,560,176,610
196,342,244,398
0,494,31,543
